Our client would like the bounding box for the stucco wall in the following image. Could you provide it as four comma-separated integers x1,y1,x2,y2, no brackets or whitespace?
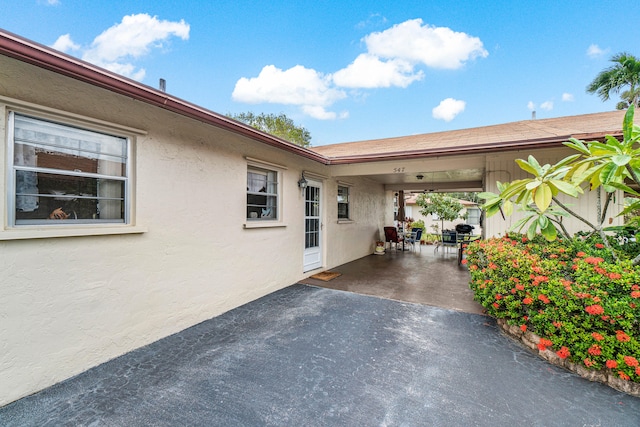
0,56,385,405
483,148,624,238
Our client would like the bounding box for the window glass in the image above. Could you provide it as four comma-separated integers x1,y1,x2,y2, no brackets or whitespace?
10,113,129,225
247,167,278,220
337,185,349,219
466,208,481,225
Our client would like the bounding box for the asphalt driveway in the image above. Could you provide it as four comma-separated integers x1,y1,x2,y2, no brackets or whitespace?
1,284,638,426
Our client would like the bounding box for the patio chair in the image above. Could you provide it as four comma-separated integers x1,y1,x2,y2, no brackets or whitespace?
438,230,458,253
384,226,403,250
405,227,423,252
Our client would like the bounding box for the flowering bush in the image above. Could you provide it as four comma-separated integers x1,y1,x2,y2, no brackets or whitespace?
466,234,640,382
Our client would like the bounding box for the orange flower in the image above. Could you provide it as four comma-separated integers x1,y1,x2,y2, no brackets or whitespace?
461,259,468,265
585,305,604,315
495,294,503,300
608,272,622,280
631,291,640,299
623,356,639,367
520,324,527,332
636,367,640,376
538,294,550,304
516,284,525,291
616,331,631,342
587,345,601,356
606,360,618,369
556,346,570,359
595,243,604,249
576,251,586,258
584,359,595,367
591,332,604,341
523,297,533,305
537,338,552,351
492,302,499,309
618,371,630,381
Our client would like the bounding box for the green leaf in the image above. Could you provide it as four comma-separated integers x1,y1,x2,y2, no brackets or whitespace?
533,183,552,212
527,220,538,239
525,180,541,190
503,200,513,216
599,162,621,185
540,220,558,241
611,154,632,166
538,214,549,229
515,158,540,176
623,105,635,142
477,191,499,200
548,179,581,197
563,138,590,155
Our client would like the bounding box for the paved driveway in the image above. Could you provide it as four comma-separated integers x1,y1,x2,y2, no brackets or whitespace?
1,284,638,426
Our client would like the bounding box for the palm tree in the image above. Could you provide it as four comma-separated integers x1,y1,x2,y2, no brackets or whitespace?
587,52,640,109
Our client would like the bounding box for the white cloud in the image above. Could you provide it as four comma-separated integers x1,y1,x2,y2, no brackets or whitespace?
562,93,574,102
527,101,536,111
332,54,424,88
540,101,554,111
432,98,466,122
233,18,487,119
587,44,607,59
51,34,80,53
79,13,189,80
364,18,488,70
232,65,346,120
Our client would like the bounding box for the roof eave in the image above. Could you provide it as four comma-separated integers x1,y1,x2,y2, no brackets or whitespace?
0,30,329,165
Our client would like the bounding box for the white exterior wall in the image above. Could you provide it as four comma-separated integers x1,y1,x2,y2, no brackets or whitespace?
0,57,384,405
483,148,625,238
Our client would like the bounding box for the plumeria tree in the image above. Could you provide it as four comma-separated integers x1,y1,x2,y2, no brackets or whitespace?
479,106,640,263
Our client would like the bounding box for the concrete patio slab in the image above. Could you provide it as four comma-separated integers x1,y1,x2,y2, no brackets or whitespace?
1,284,638,426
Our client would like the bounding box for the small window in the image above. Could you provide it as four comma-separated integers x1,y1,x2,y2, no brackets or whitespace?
337,185,350,219
466,208,481,225
8,112,130,226
247,167,278,220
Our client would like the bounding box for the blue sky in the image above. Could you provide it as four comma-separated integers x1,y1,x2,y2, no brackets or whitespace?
2,1,640,146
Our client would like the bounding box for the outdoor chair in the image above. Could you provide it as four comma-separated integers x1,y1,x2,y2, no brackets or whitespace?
405,227,423,252
384,226,403,250
438,230,458,253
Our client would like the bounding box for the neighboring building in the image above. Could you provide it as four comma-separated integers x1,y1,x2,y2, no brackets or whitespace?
404,194,482,236
0,30,632,405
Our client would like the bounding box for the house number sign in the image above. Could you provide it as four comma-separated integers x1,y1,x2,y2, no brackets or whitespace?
393,167,405,173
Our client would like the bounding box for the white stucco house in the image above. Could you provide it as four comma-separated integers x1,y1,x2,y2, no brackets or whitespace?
0,29,632,405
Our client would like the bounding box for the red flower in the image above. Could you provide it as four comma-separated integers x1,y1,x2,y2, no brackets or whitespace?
636,367,640,376
552,321,563,328
488,262,498,270
587,345,602,356
492,302,499,309
623,356,639,367
461,259,468,265
523,297,533,305
538,294,550,304
608,273,622,280
556,347,570,359
469,265,478,271
595,243,604,249
632,285,640,291
606,360,618,369
495,294,503,300
576,251,586,258
618,371,630,381
631,291,640,299
584,359,595,367
585,305,604,315
520,324,527,332
616,331,631,342
521,237,528,243
516,284,525,291
537,338,552,351
591,332,604,341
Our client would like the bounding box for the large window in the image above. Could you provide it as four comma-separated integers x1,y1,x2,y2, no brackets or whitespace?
247,166,278,220
337,185,350,220
8,112,130,226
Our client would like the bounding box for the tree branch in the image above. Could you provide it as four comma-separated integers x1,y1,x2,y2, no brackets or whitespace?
552,197,598,231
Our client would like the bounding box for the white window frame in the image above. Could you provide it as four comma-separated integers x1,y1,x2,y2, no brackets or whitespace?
245,157,285,229
337,184,351,221
1,100,146,240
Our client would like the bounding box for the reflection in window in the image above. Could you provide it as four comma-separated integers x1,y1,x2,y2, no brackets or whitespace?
10,113,129,225
247,167,278,220
337,185,350,219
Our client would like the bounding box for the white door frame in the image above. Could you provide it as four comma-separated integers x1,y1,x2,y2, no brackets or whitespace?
303,179,323,272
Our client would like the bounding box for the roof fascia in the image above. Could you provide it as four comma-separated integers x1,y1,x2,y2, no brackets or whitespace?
0,30,328,165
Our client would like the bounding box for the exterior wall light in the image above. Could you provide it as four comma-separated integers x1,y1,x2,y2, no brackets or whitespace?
298,174,308,189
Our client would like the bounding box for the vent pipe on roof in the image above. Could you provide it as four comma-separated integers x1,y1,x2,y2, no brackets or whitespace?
159,78,166,92
531,110,536,120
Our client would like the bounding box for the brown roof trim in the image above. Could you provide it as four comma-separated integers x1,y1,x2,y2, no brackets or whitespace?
0,30,329,164
323,133,618,165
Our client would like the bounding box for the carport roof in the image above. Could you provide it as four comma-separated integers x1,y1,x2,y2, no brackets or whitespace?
310,110,627,164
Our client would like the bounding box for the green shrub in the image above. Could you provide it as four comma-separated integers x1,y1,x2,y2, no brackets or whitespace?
466,234,640,382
